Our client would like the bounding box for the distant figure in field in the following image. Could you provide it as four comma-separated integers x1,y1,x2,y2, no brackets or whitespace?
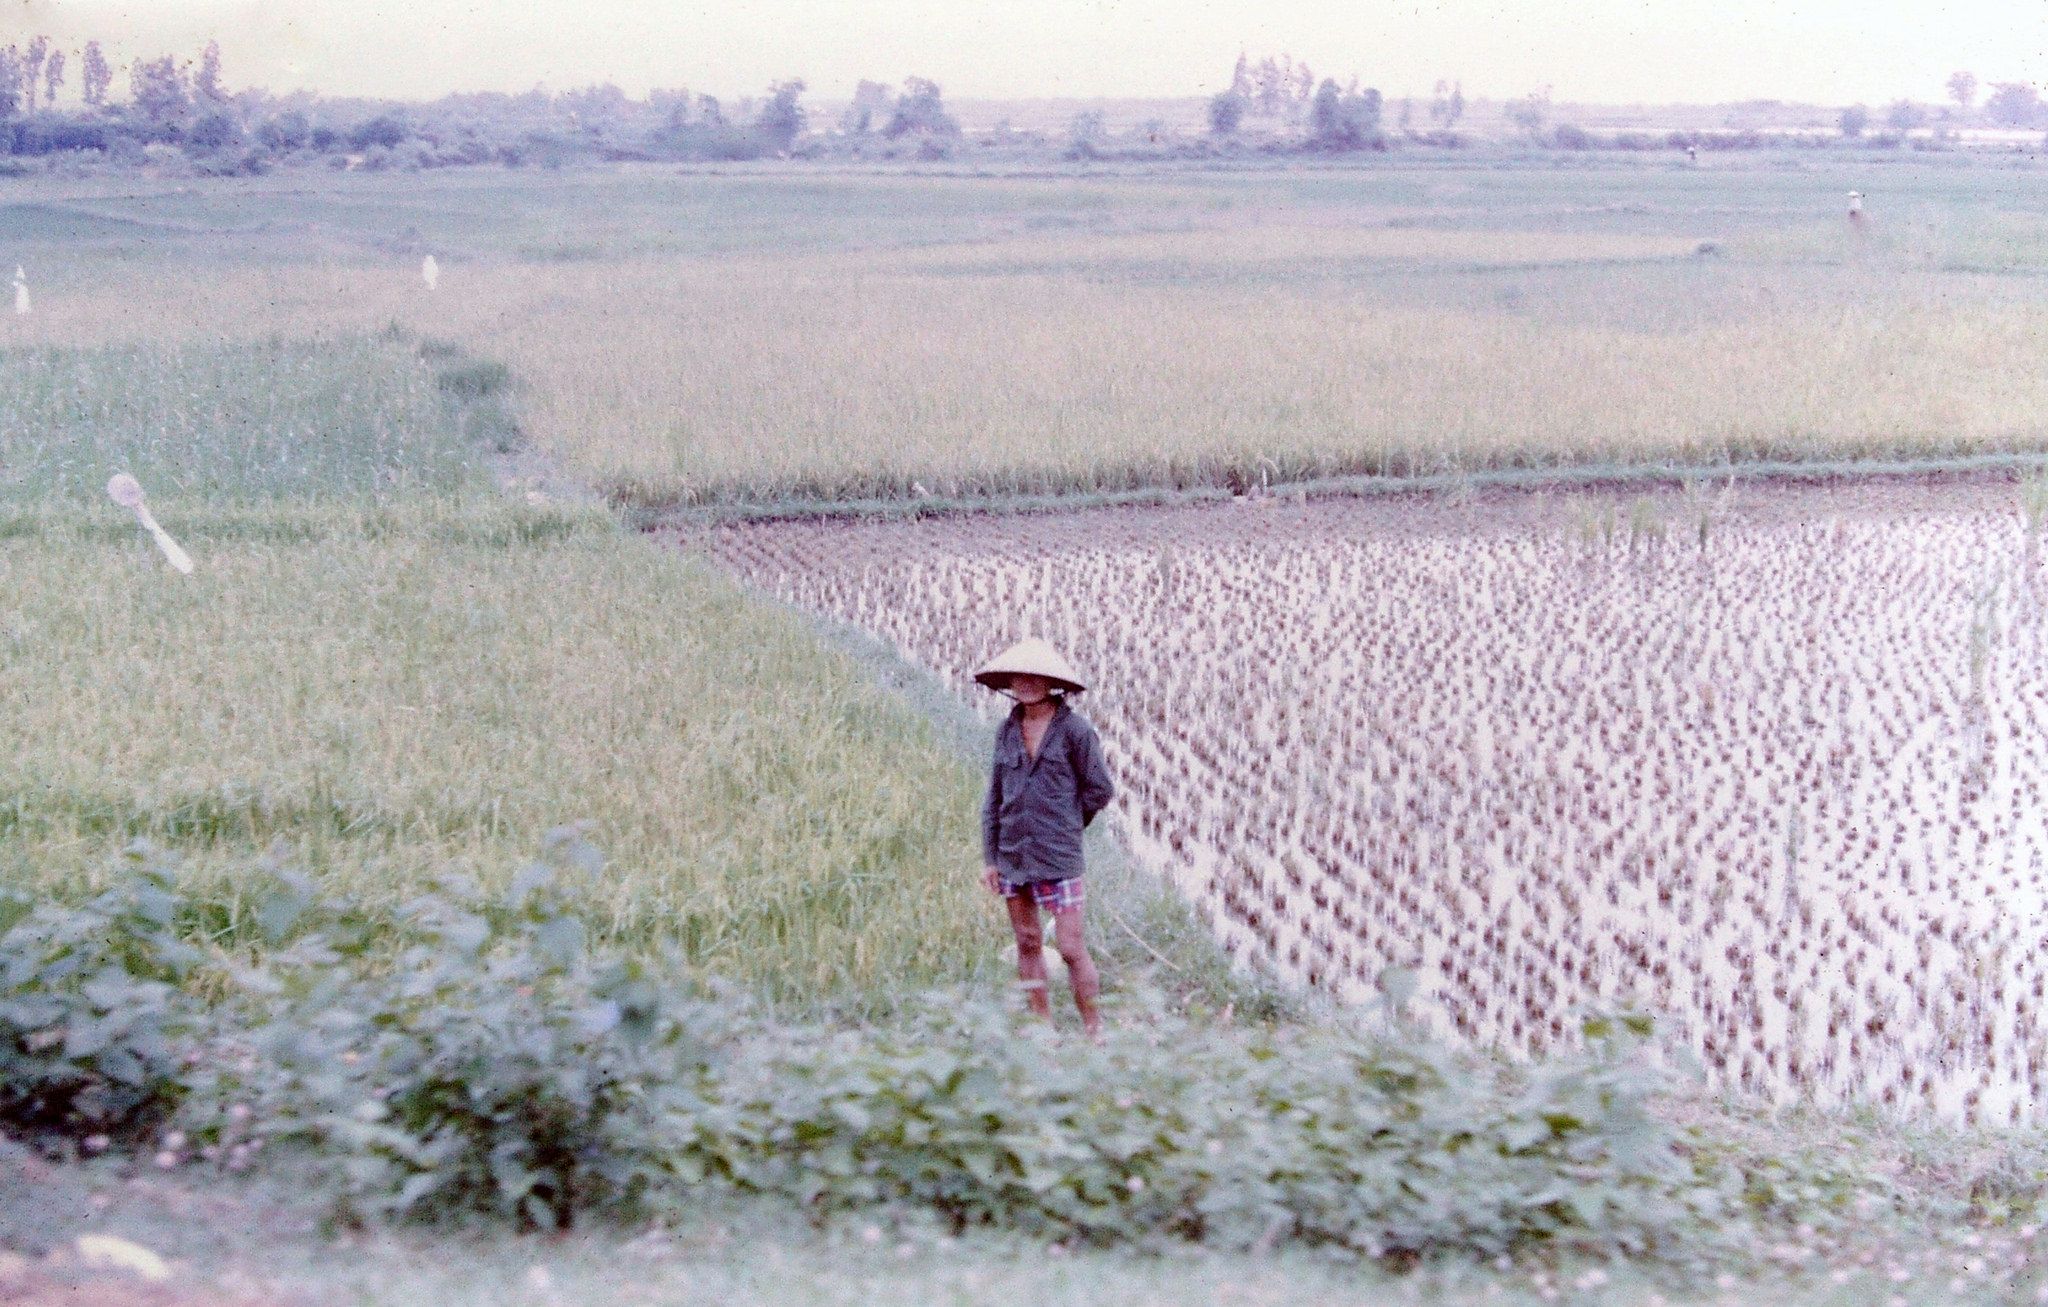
976,638,1116,1039
12,266,27,316
1686,145,1698,165
1847,191,1867,236
421,255,439,291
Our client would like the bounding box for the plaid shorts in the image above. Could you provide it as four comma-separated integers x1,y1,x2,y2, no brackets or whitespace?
998,875,1086,913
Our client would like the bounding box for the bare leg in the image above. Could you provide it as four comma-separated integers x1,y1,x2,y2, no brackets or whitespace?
1052,905,1102,1039
1006,894,1052,1020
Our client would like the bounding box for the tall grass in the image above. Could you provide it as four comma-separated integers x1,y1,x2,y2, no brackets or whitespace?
0,334,485,503
499,267,2048,506
0,506,996,1002
11,209,2048,510
0,331,1012,1006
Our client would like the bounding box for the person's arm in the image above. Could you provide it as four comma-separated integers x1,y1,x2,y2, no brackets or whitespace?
981,731,1004,873
1074,720,1115,829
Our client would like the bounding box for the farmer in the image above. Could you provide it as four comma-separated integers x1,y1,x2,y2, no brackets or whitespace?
975,637,1116,1038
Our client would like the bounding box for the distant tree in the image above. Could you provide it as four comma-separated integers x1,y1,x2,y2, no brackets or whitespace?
1067,108,1107,156
22,37,47,111
1306,79,1383,150
129,55,191,126
195,41,225,104
1985,82,2045,127
1884,99,1927,132
1837,104,1869,138
257,110,311,151
1429,79,1465,130
753,79,806,151
559,82,630,132
1506,87,1550,140
694,94,724,127
349,114,409,149
1252,56,1288,116
1947,71,1977,111
652,92,692,138
0,49,23,119
1206,89,1246,135
186,109,241,152
883,76,957,137
840,79,891,134
81,41,112,109
1396,96,1414,134
43,48,64,108
1230,52,1252,99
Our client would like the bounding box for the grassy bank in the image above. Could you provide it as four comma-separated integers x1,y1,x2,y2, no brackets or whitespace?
1,506,1013,1003
1,334,1150,1008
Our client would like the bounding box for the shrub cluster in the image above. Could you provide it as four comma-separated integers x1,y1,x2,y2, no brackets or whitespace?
0,851,203,1140
690,999,1729,1261
0,843,1841,1262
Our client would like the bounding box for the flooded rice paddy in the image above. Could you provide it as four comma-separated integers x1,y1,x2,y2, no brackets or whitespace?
710,477,2048,1122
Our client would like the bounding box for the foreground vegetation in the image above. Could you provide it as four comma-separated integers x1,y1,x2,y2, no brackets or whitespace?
7,846,2048,1304
6,1166,2045,1307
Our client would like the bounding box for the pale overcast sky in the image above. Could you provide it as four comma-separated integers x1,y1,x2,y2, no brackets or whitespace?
11,0,2048,105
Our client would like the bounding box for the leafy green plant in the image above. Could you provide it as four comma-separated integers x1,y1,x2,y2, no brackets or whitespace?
196,834,727,1230
0,845,208,1141
0,843,1887,1268
685,997,1730,1263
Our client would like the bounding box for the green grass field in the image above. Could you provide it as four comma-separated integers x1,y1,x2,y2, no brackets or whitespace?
2,506,991,999
0,333,484,504
0,327,1231,1012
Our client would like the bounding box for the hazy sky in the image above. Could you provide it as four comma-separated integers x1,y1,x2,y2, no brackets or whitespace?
12,0,2048,105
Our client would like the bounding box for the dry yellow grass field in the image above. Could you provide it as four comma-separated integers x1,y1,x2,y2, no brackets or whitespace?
9,241,2048,508
14,157,2048,506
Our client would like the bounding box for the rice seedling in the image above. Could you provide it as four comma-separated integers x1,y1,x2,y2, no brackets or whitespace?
710,476,2048,1121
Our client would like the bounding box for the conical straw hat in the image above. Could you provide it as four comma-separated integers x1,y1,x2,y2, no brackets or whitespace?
973,637,1088,694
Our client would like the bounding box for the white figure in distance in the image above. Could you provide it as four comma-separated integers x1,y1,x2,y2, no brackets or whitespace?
1847,191,1867,236
12,266,27,316
422,254,439,291
106,473,194,573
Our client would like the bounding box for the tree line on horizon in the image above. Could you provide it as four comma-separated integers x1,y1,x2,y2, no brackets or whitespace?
0,35,977,172
1,34,2042,176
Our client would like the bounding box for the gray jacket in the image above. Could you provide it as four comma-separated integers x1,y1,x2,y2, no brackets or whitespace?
981,699,1115,884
